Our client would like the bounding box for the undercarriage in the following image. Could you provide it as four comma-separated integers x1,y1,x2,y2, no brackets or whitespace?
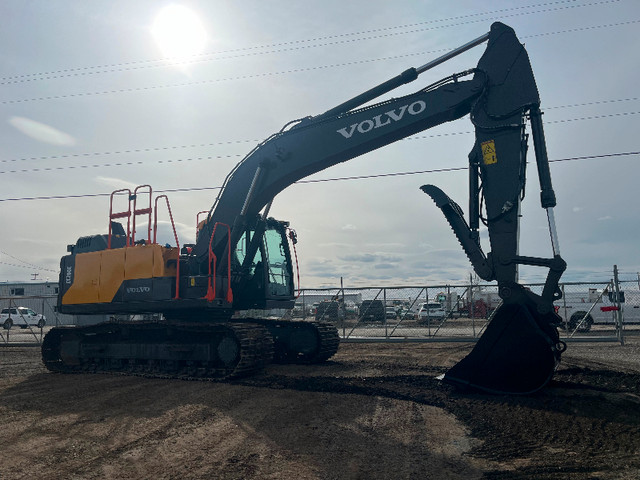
42,319,339,381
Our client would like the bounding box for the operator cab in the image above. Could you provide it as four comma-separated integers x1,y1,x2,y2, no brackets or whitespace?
232,218,295,310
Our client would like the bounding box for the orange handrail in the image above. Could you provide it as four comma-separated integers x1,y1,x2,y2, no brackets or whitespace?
132,184,152,244
108,188,132,249
203,222,233,304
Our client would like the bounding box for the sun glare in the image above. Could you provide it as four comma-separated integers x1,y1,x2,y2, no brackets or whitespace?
151,5,207,61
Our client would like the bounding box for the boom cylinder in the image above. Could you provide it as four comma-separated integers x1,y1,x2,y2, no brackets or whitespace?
314,30,491,121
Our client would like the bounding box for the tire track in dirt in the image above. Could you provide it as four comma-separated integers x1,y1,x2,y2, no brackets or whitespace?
1,342,640,478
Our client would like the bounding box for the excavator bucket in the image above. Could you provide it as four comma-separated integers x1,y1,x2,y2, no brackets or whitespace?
444,299,564,394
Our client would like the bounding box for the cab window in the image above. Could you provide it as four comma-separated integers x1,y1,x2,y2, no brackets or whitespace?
263,228,292,297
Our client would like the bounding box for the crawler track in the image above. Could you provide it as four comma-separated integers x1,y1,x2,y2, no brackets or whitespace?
41,319,340,381
42,321,274,381
255,319,340,364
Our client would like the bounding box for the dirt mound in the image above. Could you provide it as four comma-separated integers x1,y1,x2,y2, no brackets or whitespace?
0,340,639,479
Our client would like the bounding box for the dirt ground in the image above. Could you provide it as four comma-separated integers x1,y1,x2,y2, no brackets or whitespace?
0,337,639,480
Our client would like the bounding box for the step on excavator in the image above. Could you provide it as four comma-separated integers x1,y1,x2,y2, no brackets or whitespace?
43,22,566,394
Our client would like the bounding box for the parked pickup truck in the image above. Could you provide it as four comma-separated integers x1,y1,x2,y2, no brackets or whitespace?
1,307,46,329
554,288,640,332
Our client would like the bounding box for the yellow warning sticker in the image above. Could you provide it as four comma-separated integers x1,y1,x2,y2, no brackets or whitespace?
481,140,497,165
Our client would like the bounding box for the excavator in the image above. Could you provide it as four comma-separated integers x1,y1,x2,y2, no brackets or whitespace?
43,22,567,394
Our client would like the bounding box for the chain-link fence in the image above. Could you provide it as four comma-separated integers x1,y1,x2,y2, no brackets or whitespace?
0,295,64,346
3,273,637,346
301,278,639,344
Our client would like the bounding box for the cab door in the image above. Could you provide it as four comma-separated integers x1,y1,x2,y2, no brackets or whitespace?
231,221,295,310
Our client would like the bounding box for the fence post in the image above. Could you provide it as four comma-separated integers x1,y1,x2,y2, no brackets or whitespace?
469,275,475,337
383,287,388,338
561,283,568,331
423,287,429,336
302,290,307,320
613,265,625,346
341,278,346,338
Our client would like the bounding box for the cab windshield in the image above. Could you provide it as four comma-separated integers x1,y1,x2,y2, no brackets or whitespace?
233,222,294,305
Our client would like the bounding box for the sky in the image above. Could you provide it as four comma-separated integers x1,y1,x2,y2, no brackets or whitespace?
1,0,639,289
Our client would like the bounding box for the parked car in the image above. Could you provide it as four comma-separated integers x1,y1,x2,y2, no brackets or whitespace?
315,300,344,322
359,300,385,323
396,307,415,320
417,302,447,322
1,307,47,329
385,306,398,320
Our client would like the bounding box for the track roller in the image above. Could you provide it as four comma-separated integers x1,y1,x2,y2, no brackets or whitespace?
255,320,340,364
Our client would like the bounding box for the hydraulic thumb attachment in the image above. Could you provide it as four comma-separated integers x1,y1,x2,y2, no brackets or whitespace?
420,185,493,282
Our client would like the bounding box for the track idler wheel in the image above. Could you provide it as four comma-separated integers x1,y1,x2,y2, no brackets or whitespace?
444,299,565,394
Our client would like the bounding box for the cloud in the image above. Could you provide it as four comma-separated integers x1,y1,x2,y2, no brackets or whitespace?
364,242,405,248
316,242,353,248
94,176,141,190
374,263,395,270
9,116,77,146
340,253,377,263
597,216,613,221
341,224,357,231
154,220,194,244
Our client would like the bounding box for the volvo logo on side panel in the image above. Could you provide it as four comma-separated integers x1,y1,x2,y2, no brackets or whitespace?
336,101,426,139
122,279,153,301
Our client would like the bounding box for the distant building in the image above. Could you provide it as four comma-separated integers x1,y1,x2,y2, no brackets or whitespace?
0,281,59,298
0,281,109,326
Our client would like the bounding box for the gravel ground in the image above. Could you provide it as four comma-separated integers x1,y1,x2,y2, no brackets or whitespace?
0,337,638,479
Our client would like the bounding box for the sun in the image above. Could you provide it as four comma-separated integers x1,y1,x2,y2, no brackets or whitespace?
151,5,208,61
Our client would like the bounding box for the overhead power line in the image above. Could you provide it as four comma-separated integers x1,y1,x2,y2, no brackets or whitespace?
5,97,640,163
297,151,640,184
3,96,639,166
0,250,58,273
0,153,244,175
0,150,637,203
3,16,636,106
2,139,259,165
2,110,638,174
0,261,57,273
0,0,616,85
